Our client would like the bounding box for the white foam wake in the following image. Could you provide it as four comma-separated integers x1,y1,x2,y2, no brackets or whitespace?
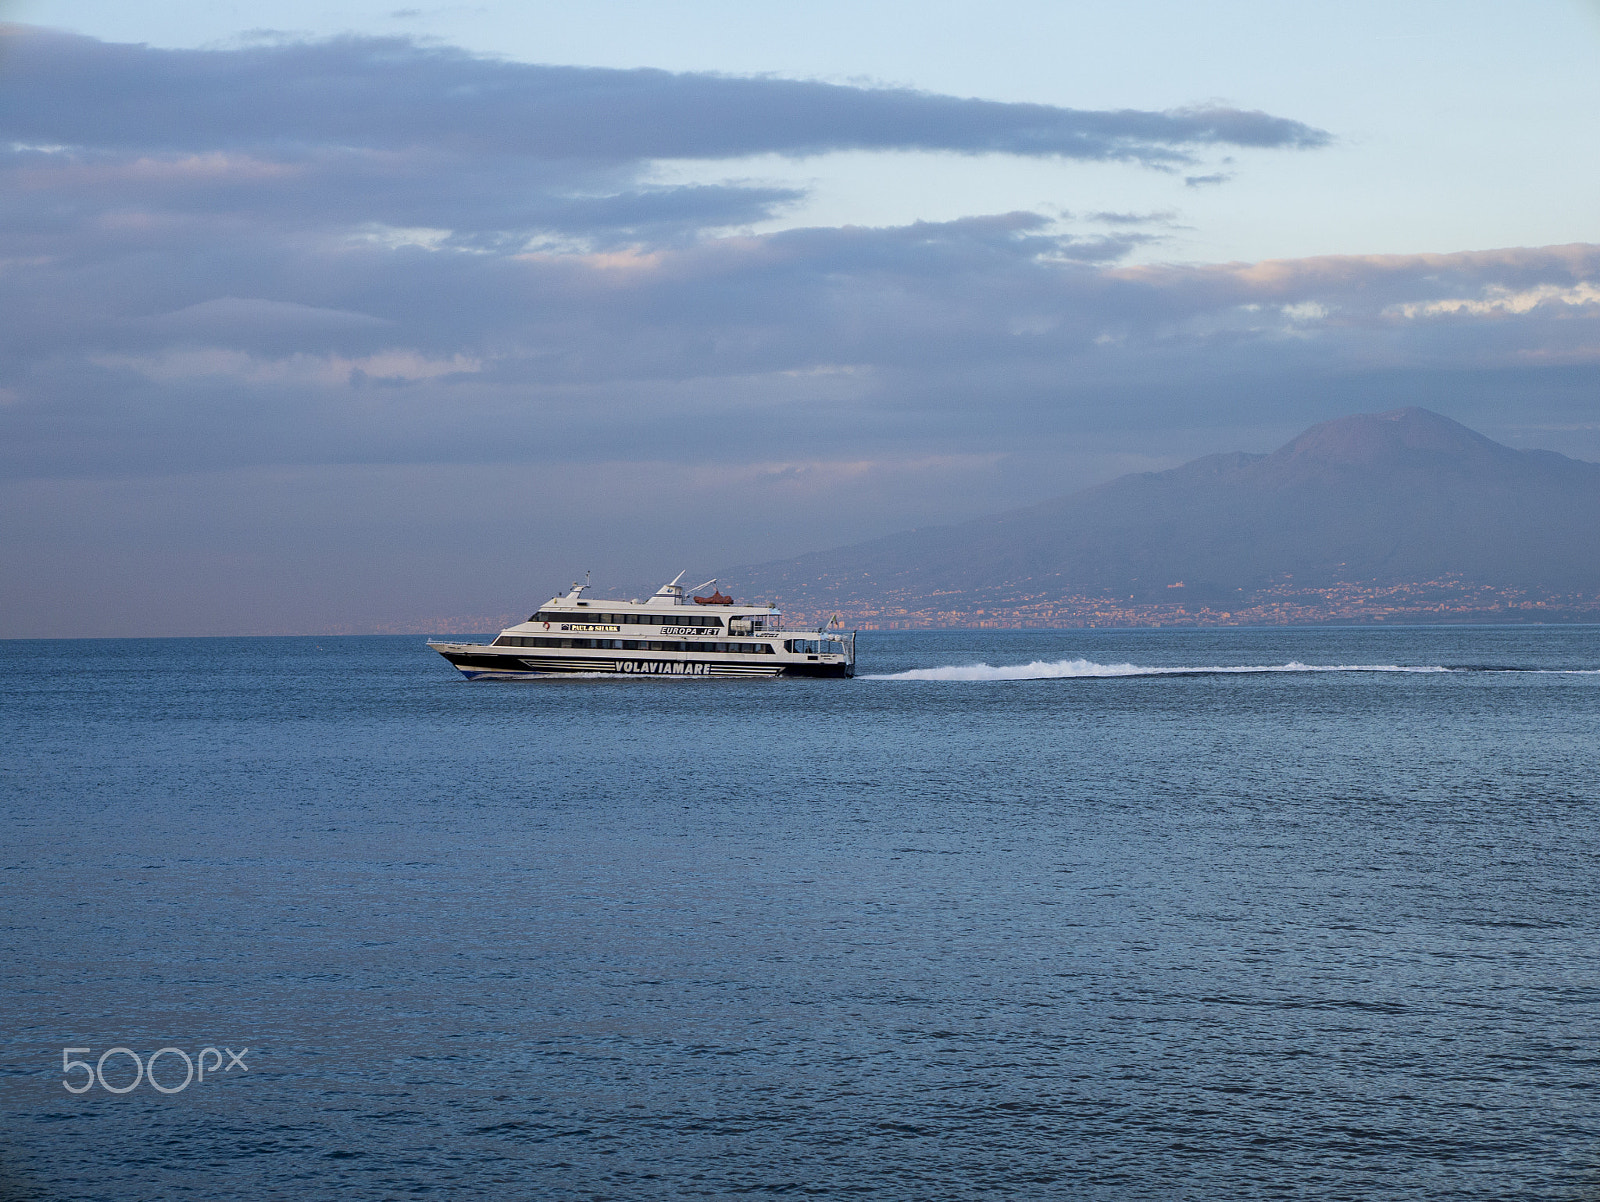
865,659,1456,681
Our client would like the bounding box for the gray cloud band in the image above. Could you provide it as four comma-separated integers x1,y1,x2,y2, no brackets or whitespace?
2,26,1328,164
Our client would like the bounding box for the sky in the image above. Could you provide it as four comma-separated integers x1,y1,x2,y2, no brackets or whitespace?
3,1,1600,635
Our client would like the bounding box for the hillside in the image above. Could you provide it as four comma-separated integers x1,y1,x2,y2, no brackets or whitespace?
720,408,1600,624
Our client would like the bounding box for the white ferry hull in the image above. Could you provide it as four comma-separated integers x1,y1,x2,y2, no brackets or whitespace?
427,643,850,680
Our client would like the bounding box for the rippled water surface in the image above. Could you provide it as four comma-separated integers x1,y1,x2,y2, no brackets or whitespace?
3,627,1599,1200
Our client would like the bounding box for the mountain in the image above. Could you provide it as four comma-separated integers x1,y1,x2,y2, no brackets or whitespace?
721,408,1600,621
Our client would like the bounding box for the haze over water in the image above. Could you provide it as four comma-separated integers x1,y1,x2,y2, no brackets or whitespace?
3,626,1598,1199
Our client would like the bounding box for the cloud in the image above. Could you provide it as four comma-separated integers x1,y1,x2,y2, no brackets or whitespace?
0,24,1328,254
1386,281,1600,319
90,347,481,386
146,297,394,342
6,204,1598,485
1,26,1328,166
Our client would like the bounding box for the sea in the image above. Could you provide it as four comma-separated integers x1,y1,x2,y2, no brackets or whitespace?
2,626,1598,1200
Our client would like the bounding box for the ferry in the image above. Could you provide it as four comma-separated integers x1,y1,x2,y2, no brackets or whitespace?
428,573,856,680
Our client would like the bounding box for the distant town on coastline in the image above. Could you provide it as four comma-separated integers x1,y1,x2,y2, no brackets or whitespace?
776,576,1600,631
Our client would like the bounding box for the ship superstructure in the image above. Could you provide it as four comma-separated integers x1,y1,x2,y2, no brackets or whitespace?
428,573,855,680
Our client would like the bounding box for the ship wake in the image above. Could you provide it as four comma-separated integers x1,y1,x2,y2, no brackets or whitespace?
867,659,1461,681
